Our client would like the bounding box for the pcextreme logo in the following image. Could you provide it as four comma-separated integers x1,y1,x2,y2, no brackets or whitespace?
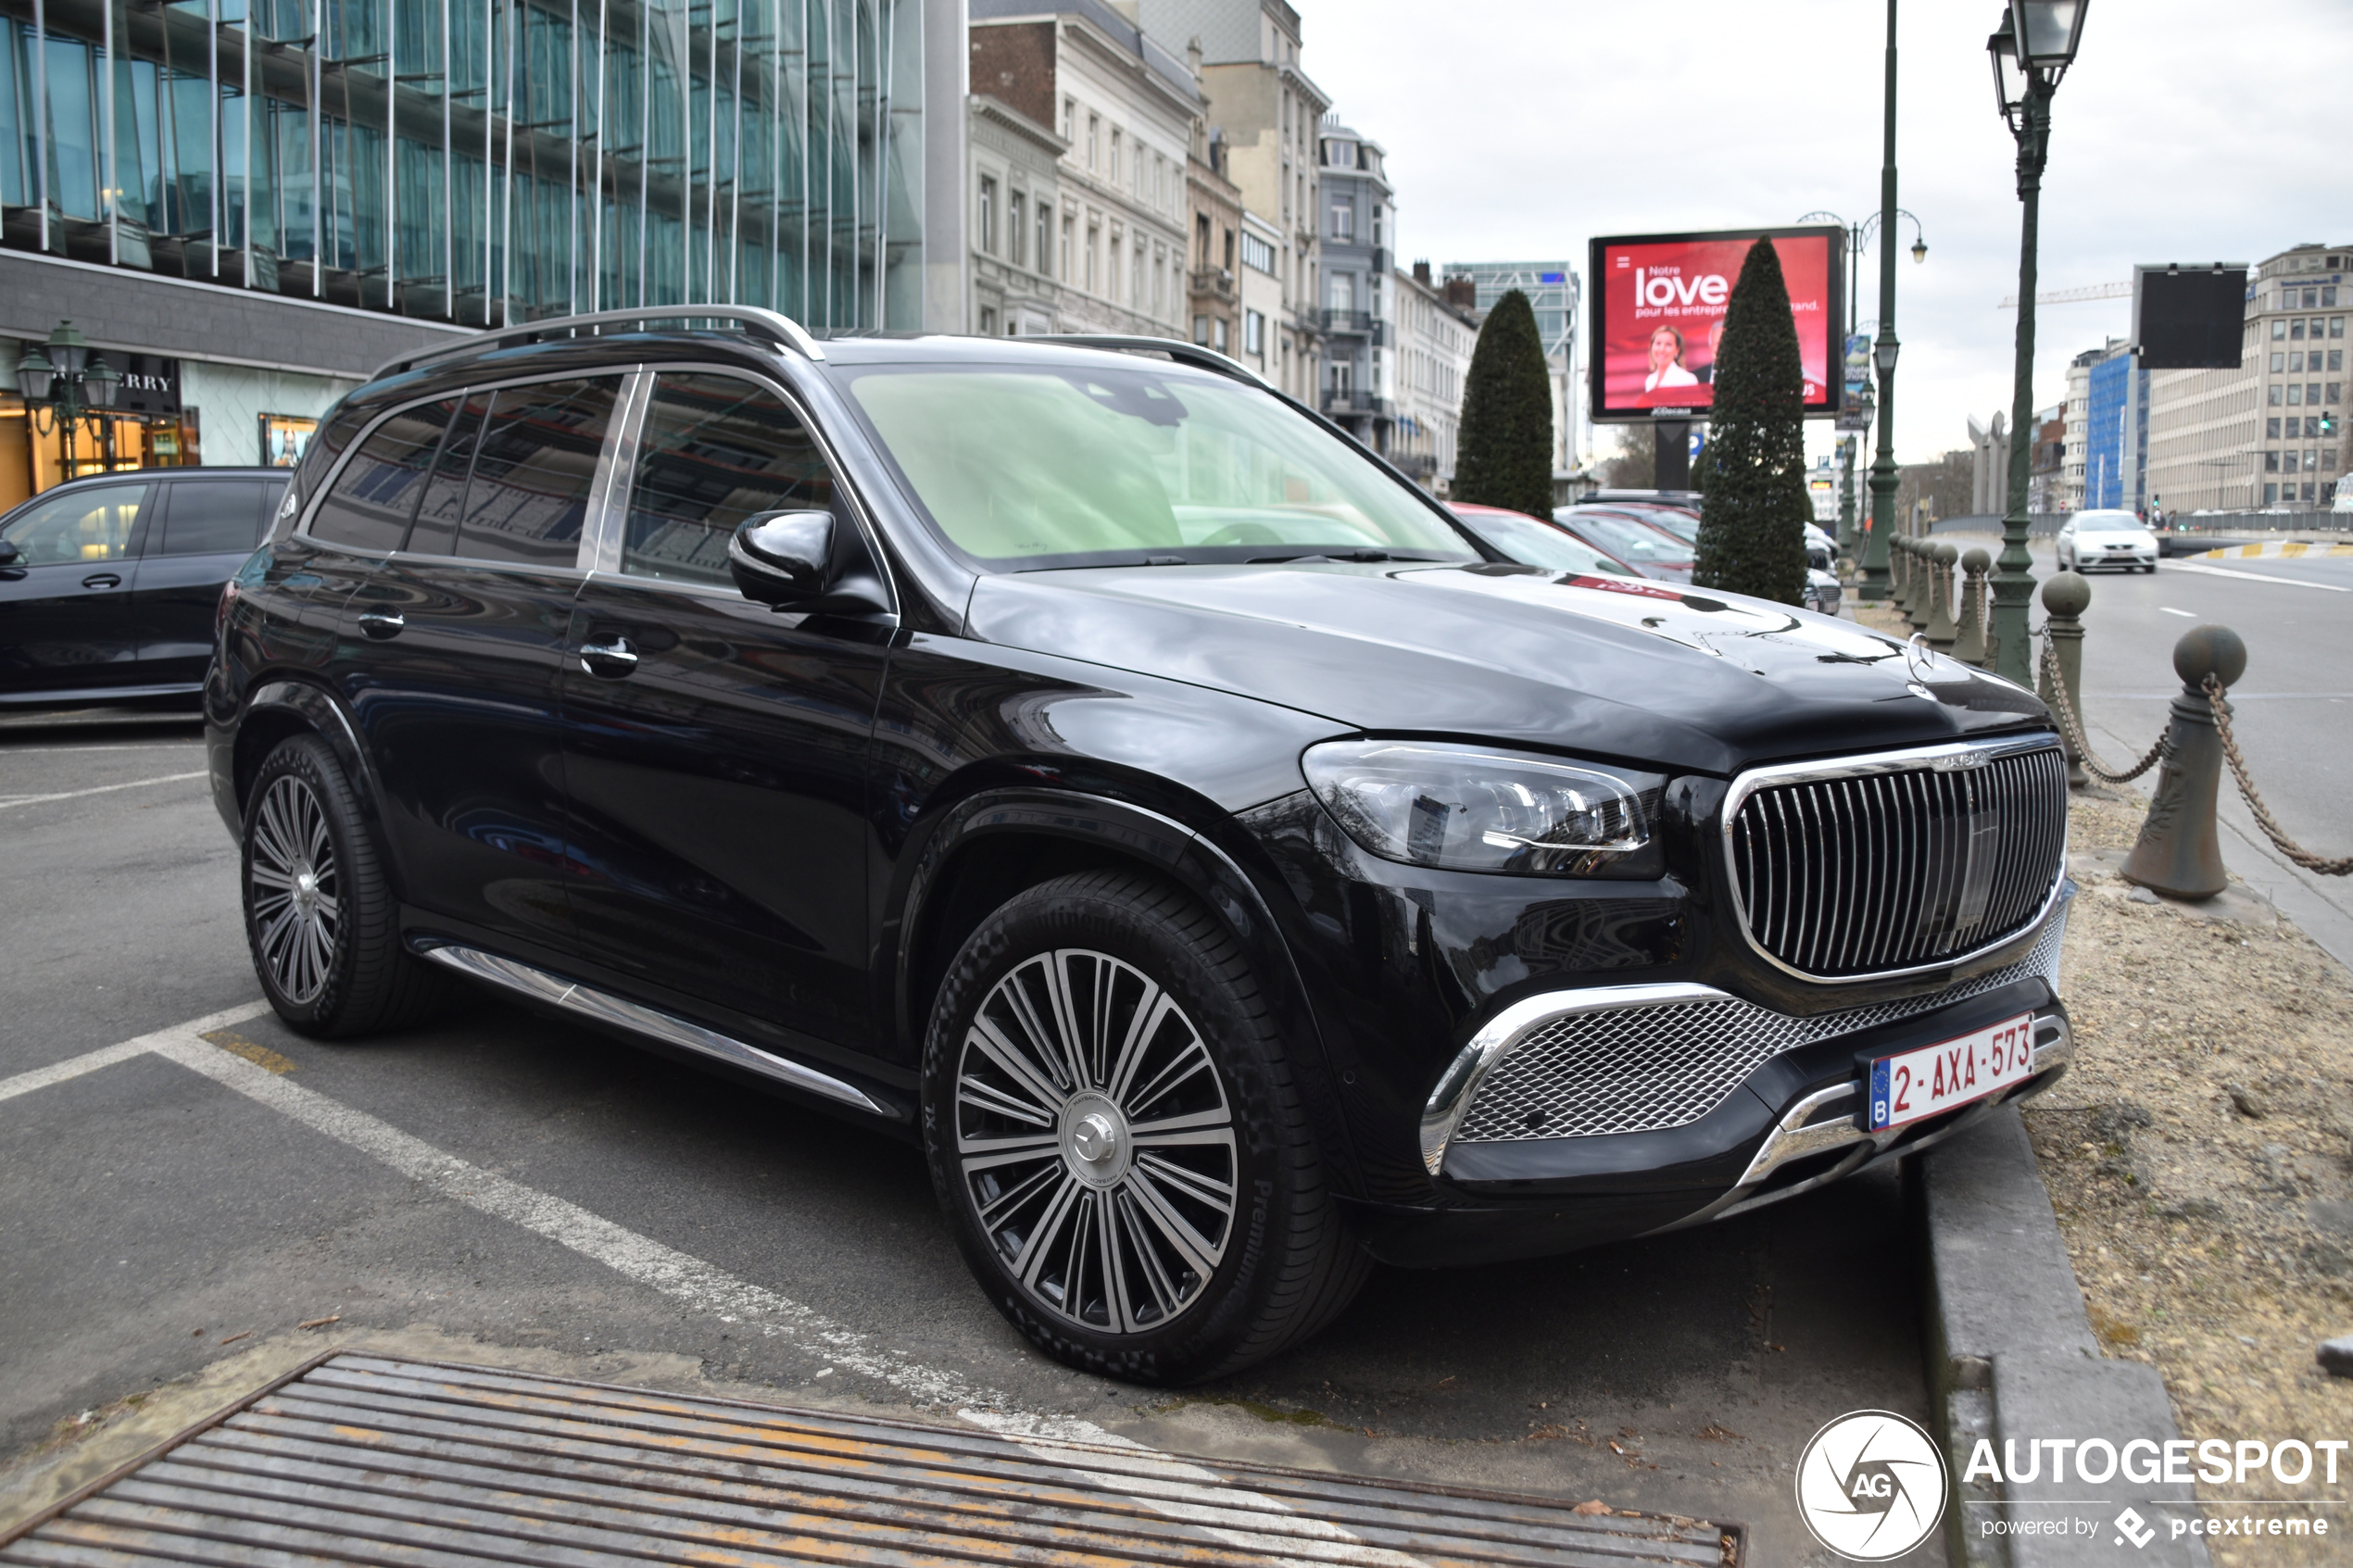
1796,1411,1948,1561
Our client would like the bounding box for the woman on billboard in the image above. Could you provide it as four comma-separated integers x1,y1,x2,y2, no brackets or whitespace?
1642,325,1700,398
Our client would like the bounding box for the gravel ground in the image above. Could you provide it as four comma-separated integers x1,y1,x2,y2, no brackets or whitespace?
2032,788,2353,1562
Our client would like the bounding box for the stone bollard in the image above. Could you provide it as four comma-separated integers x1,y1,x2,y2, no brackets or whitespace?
1901,537,1927,628
1926,541,1960,652
2037,571,2090,787
1953,548,1992,667
2120,625,2248,900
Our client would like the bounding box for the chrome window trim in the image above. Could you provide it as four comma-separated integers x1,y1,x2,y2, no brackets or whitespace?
1419,982,1734,1178
599,361,900,618
585,370,655,574
297,367,643,558
1718,733,2070,986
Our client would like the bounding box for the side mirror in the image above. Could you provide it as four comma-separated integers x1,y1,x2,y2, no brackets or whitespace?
728,509,835,603
726,508,893,617
0,538,19,567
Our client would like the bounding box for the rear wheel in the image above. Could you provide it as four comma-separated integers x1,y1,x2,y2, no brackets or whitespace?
923,870,1367,1384
243,734,446,1037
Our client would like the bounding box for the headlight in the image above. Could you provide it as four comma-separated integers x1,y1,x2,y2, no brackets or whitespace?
1302,741,1661,877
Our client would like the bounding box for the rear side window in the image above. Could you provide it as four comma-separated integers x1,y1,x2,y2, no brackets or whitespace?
157,481,269,557
308,402,452,551
451,377,621,567
622,372,836,585
405,395,486,557
0,484,149,566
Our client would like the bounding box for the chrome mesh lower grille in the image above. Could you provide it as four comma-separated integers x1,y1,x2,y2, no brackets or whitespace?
1453,903,2068,1144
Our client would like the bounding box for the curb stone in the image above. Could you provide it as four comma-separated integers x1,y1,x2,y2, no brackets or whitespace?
1920,1106,2210,1566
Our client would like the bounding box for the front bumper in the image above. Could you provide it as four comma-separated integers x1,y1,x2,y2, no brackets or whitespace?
1338,898,2072,1267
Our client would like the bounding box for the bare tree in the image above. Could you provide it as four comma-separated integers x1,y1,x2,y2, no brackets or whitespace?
1599,424,1657,490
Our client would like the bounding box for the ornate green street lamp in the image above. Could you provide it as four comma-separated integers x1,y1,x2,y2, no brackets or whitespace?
15,320,124,483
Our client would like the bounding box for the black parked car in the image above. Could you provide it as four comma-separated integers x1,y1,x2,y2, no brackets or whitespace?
208,308,2075,1384
1,468,289,706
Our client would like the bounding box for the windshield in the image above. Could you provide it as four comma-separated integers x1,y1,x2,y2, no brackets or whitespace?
1457,509,1629,575
842,362,1473,569
1608,505,1700,546
1558,509,1691,564
2076,512,2144,533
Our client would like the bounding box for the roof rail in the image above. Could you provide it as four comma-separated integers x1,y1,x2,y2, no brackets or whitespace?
1026,334,1274,393
375,304,825,381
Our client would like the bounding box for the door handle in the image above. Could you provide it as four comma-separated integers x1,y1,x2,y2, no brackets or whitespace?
81,572,122,590
579,634,639,678
358,609,406,640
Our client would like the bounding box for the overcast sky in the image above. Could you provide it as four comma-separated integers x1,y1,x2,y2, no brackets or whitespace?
1303,0,2353,470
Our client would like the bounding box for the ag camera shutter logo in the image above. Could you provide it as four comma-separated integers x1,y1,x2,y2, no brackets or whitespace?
1796,1410,1948,1561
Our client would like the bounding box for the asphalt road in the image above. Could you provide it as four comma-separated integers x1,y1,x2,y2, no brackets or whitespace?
0,705,1936,1566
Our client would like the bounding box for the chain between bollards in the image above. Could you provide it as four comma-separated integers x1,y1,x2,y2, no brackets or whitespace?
2203,674,2353,876
2037,636,2168,785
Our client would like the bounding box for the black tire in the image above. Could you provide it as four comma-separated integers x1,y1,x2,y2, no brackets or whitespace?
922,869,1368,1384
242,734,447,1037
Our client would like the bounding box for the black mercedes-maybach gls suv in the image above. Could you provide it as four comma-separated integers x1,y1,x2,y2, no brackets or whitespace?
207,307,2072,1383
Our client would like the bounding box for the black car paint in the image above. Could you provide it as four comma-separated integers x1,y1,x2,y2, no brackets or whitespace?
207,330,2062,1267
1,470,287,704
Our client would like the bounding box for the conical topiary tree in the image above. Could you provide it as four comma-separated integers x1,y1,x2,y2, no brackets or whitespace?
1453,289,1555,520
1692,240,1809,605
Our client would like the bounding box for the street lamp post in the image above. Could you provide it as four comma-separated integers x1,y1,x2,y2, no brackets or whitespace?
1861,0,1904,603
1797,206,1926,572
1986,0,2089,684
14,320,124,485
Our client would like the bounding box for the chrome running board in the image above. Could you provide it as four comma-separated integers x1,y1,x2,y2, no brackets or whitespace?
417,942,888,1117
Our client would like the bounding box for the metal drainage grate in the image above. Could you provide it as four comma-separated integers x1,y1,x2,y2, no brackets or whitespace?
1,1353,1742,1567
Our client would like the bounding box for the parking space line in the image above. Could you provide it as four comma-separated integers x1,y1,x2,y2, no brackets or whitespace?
15,1004,1434,1565
0,771,209,810
0,1002,270,1105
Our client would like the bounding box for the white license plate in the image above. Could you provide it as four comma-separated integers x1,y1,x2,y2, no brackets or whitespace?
1867,1013,2037,1132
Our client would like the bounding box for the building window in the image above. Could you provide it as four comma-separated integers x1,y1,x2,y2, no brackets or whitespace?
1240,232,1275,274
1106,233,1119,297
2292,319,2307,340
2269,417,2283,438
2309,383,2322,404
2273,352,2288,372
1213,318,1227,354
1330,272,1354,312
979,306,997,336
1009,191,1026,267
978,177,997,256
2329,383,2344,404
2334,317,2347,338
1087,225,1100,292
1372,206,1382,246
2266,483,2280,505
1110,129,1122,184
1060,213,1073,282
2326,450,2340,472
1038,205,1054,278
2309,417,2323,438
2266,449,2281,472
1245,310,1265,356
1063,98,1075,141
2270,383,2284,406
2332,349,2346,371
1193,314,1210,345
1330,202,1353,240
1088,115,1100,171
2273,320,2287,340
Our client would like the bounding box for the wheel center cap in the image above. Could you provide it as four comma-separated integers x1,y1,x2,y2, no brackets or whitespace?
1061,1092,1130,1189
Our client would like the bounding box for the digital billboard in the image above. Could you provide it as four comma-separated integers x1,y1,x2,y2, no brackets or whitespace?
1588,226,1843,422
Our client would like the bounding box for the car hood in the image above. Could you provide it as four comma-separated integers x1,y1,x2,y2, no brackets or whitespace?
965,560,2049,776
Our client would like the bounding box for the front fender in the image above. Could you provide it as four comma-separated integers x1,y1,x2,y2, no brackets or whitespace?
887,784,1363,1198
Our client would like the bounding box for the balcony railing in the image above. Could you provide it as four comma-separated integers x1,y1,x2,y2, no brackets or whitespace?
1320,389,1392,419
1189,267,1235,302
1320,308,1373,333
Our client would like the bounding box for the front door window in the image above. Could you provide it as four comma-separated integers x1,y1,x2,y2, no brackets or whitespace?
622,373,836,584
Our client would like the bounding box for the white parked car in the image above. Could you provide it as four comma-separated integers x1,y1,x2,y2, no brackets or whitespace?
2057,509,2158,573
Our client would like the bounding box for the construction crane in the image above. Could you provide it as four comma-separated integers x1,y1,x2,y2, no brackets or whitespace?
1996,281,2133,308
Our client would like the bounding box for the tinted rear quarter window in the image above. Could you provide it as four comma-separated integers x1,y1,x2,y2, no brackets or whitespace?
308,403,452,551
157,480,270,556
452,378,620,567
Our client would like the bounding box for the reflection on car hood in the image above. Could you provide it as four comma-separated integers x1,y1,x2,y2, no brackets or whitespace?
965,560,2049,775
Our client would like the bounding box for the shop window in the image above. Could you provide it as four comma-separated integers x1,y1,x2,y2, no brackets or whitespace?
259,414,319,468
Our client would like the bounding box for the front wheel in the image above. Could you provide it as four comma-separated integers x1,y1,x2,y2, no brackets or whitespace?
242,734,447,1037
922,870,1367,1384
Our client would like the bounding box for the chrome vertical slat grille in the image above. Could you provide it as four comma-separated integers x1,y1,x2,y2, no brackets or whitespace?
1727,740,2068,982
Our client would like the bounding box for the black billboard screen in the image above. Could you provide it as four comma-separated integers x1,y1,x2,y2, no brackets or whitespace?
2136,269,2249,370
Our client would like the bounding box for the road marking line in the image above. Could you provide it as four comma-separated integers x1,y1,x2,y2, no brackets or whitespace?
2159,607,2197,618
74,1009,1428,1566
2169,562,2351,593
0,743,206,755
203,1028,299,1073
0,1003,271,1105
0,771,208,809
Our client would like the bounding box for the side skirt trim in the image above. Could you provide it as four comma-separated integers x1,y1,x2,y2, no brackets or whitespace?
416,942,888,1117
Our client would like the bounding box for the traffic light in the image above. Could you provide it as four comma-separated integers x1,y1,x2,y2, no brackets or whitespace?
2323,409,2339,438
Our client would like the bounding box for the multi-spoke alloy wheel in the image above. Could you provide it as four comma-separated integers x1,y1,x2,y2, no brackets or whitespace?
925,871,1369,1384
247,773,342,1005
955,947,1238,1335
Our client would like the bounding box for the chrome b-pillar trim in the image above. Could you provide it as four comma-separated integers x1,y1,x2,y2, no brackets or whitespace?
1420,982,1736,1177
418,942,888,1116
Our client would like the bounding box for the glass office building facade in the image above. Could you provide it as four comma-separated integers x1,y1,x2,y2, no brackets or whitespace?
2,0,925,327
